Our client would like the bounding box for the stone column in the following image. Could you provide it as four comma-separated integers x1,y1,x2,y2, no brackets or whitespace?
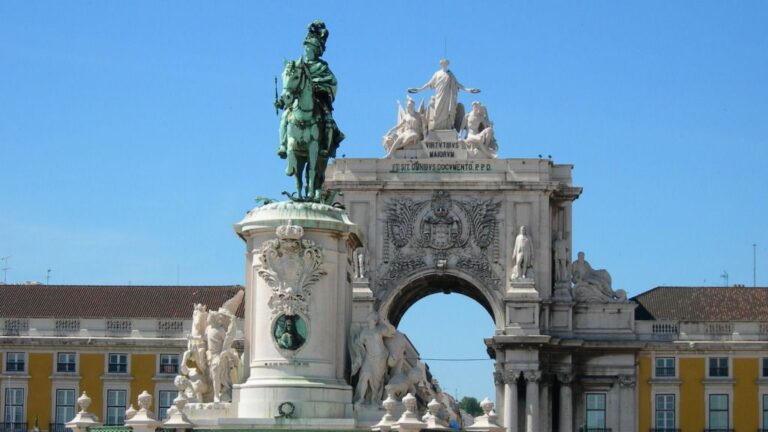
524,371,541,432
540,376,550,432
618,375,636,432
503,371,519,432
557,373,574,432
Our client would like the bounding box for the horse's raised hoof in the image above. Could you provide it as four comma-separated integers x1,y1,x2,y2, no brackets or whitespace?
277,149,287,159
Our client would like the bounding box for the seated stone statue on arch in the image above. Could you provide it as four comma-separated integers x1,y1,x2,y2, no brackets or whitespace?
382,96,427,157
459,101,498,158
571,251,627,302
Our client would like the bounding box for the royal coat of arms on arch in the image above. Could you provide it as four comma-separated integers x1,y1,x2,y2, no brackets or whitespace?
380,190,502,294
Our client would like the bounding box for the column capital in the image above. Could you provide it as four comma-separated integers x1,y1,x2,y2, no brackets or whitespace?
493,371,505,385
618,374,636,388
502,370,520,384
523,370,542,383
557,372,574,385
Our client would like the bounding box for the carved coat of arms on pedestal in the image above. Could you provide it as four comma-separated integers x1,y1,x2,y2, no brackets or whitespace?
253,224,327,319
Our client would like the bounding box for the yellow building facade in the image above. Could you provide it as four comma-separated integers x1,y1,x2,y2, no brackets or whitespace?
634,287,768,432
2,284,767,431
0,284,243,431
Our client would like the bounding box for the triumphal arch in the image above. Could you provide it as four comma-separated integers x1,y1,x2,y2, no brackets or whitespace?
323,59,639,431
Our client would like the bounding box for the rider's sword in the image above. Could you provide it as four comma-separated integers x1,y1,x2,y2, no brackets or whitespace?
274,76,279,116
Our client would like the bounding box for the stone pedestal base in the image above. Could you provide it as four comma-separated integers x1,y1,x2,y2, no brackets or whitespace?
183,402,233,425
505,279,541,335
552,281,572,300
507,278,537,297
234,381,353,420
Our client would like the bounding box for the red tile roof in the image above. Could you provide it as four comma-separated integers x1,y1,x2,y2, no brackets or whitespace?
632,286,768,321
0,285,245,319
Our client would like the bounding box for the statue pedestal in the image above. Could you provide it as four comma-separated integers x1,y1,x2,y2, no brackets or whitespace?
552,281,573,300
232,201,363,427
505,278,540,335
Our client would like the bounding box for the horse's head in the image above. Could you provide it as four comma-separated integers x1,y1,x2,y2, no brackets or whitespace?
281,60,307,105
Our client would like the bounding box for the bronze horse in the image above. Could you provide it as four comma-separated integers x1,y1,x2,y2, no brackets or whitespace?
277,60,328,201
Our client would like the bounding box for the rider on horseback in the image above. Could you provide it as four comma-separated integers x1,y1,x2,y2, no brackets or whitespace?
276,21,344,161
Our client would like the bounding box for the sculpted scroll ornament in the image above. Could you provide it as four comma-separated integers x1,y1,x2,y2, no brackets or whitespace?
254,224,327,317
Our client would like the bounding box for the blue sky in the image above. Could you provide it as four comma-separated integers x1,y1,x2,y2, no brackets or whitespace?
1,1,767,402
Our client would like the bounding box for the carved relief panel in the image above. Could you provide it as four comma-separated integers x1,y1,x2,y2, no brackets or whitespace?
376,190,502,302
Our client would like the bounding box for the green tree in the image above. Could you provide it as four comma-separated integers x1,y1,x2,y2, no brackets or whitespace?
458,396,483,416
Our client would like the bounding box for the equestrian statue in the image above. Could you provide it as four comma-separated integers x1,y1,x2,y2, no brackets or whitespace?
275,21,344,202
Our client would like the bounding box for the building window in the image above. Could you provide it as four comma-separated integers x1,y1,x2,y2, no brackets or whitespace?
54,389,76,428
107,353,128,374
763,394,768,431
708,357,729,377
655,357,675,377
654,394,675,430
105,390,126,426
5,352,25,372
762,358,768,378
3,388,25,426
56,353,76,373
159,354,179,375
157,390,175,420
708,394,729,430
585,393,606,431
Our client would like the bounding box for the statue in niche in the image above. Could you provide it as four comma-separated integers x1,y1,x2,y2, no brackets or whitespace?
353,247,367,280
571,251,627,302
459,101,497,158
382,97,426,157
510,226,534,279
176,290,244,404
273,314,307,350
553,231,570,282
349,312,396,404
408,59,480,131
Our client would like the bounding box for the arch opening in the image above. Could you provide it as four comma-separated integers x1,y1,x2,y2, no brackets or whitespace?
393,273,499,409
383,272,500,328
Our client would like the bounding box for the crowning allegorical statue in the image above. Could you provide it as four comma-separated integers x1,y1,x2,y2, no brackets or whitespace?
460,101,497,158
382,97,426,157
408,58,480,131
276,20,344,201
